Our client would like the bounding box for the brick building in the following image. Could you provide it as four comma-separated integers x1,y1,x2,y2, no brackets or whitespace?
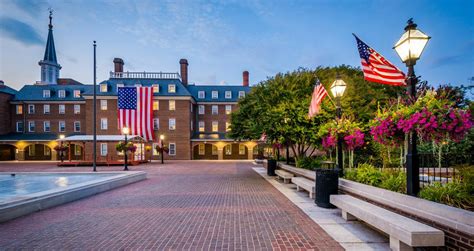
0,15,258,162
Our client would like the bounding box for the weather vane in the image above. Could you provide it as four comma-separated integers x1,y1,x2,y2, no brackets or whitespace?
48,8,53,28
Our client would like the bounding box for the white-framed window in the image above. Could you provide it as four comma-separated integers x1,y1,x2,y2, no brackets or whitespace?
169,100,175,111
225,91,232,99
199,121,205,132
44,145,51,156
152,84,159,93
100,100,107,110
74,104,80,114
198,105,205,115
100,143,108,156
43,90,51,98
58,90,66,98
74,145,82,156
226,122,230,132
211,91,218,99
212,121,218,132
152,143,160,156
153,118,159,130
100,118,108,130
44,104,50,114
59,121,66,132
212,105,218,115
116,83,124,92
28,104,35,114
43,121,50,132
168,143,176,155
100,84,108,93
169,118,176,130
225,105,232,115
73,90,81,98
224,144,232,155
58,104,65,114
74,121,81,132
198,144,205,155
238,91,245,98
153,100,159,111
28,121,35,132
16,121,23,132
239,144,246,155
198,91,205,99
212,145,218,155
168,84,176,93
16,105,23,115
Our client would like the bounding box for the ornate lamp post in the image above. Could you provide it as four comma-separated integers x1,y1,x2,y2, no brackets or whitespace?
59,134,65,162
160,134,165,164
330,74,347,175
393,18,430,196
122,127,130,171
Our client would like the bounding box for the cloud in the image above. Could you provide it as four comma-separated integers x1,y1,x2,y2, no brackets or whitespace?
0,17,44,46
11,0,48,17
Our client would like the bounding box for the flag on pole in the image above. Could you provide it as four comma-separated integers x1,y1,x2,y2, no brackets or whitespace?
308,79,328,118
353,34,406,86
118,87,154,141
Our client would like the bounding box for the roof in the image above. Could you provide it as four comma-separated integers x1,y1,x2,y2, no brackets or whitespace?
12,84,92,101
82,78,192,97
0,133,62,141
58,135,145,142
187,85,251,102
0,85,18,96
42,26,58,64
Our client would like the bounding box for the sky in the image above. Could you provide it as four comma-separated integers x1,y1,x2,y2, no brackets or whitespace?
0,0,473,91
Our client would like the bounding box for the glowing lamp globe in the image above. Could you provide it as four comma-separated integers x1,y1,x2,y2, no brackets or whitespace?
394,19,430,64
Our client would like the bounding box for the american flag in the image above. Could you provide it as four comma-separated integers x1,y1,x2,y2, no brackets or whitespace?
118,87,154,141
308,79,328,118
354,34,406,86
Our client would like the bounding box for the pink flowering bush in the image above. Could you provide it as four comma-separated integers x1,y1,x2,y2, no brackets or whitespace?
344,129,365,150
318,118,365,150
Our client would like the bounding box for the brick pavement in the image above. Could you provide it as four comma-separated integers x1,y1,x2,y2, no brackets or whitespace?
0,161,342,250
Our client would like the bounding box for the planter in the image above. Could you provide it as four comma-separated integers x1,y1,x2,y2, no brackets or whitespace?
267,159,277,176
315,168,339,208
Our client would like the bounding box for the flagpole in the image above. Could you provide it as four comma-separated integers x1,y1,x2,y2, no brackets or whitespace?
93,41,97,172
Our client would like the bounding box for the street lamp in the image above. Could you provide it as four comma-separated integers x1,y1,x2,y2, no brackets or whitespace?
59,134,65,163
330,73,347,175
160,134,165,164
122,127,130,171
394,18,430,196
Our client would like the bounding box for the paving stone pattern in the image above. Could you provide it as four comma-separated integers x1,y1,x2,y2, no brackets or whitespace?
0,161,342,250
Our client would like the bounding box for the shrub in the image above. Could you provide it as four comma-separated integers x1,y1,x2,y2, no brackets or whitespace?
296,156,322,170
419,181,474,210
353,163,383,186
456,165,474,193
380,169,406,193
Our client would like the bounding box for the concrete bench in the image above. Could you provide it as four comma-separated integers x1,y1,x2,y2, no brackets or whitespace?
275,169,294,183
330,195,444,251
291,177,315,198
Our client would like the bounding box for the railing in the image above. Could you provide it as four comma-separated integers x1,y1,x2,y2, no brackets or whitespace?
110,71,181,80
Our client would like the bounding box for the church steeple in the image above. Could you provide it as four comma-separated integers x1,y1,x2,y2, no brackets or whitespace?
38,9,61,85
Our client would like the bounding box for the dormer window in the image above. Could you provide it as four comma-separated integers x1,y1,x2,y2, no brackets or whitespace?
238,91,245,98
198,91,205,99
135,84,141,87
153,84,159,93
43,90,51,98
58,90,66,98
73,90,81,98
168,84,176,93
225,91,232,99
100,84,108,93
116,83,124,92
211,91,218,99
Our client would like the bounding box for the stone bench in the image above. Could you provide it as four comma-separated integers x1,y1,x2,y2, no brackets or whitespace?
291,177,315,198
330,195,444,251
275,169,294,183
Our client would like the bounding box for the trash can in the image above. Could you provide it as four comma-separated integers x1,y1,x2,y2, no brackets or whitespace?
267,159,277,176
315,168,339,208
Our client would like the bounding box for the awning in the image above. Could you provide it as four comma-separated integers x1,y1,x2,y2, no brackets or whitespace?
58,135,145,142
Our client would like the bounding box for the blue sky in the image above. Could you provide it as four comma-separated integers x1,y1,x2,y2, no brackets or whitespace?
0,0,473,91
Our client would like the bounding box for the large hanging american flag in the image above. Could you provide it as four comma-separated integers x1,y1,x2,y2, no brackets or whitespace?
117,87,154,141
354,34,406,86
308,79,328,118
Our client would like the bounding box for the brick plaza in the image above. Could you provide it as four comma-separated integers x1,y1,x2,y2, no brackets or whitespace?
0,161,342,250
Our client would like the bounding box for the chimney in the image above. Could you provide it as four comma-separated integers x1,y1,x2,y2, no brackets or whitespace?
180,59,188,86
113,58,124,72
242,71,249,87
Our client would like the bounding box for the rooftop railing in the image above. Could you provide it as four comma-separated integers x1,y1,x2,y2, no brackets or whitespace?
110,71,181,80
